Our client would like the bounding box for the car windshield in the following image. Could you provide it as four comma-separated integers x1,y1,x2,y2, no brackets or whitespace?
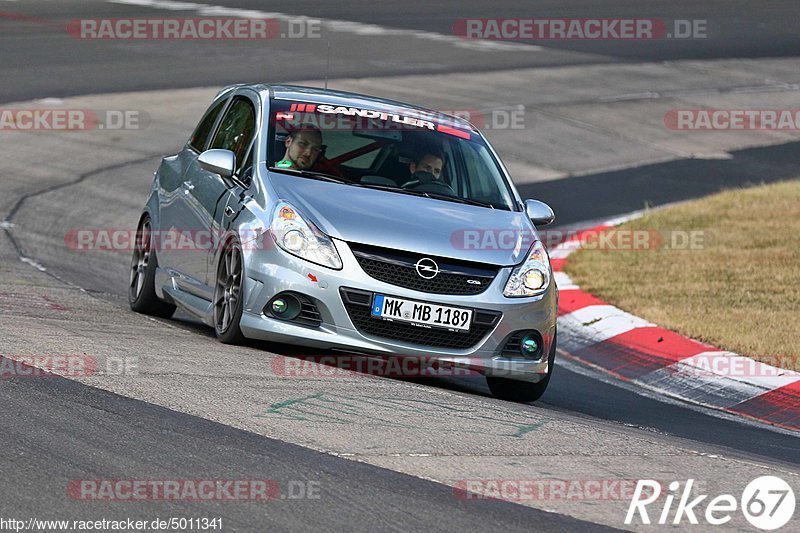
267,100,518,210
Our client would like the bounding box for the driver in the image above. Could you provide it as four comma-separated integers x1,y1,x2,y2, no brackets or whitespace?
277,124,323,170
409,150,443,180
403,149,445,187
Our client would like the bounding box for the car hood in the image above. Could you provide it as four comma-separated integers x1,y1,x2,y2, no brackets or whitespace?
267,172,535,266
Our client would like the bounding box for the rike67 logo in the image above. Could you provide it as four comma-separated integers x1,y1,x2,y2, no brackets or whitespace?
626,476,795,530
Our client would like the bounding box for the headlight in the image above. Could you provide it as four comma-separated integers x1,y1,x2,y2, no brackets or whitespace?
270,201,342,269
503,240,551,297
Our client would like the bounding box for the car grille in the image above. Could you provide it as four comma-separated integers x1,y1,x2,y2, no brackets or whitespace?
349,243,499,295
340,288,501,350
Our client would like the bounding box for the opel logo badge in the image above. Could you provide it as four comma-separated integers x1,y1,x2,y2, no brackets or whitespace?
414,258,439,279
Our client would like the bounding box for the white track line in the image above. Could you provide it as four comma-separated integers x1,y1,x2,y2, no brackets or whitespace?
109,0,539,52
559,304,653,344
553,214,800,428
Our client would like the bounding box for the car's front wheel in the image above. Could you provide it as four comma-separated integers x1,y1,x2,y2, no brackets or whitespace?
486,330,556,403
213,238,246,345
128,214,176,318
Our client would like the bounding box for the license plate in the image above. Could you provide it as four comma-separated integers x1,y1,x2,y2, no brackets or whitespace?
371,294,472,332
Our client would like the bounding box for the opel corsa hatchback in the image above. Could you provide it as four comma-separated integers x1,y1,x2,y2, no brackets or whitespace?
129,84,558,402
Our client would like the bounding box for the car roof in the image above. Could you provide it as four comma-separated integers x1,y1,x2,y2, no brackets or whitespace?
241,83,477,131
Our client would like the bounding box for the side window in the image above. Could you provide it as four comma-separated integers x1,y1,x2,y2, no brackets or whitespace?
210,97,256,176
460,142,492,199
189,98,227,152
458,141,515,207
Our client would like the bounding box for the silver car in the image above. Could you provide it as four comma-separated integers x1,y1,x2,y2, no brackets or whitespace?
129,84,558,402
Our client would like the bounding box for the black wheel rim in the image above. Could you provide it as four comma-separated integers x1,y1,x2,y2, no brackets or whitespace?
129,219,151,301
214,244,241,333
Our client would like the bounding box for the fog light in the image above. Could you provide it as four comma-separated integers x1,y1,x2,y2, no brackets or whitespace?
521,334,540,356
271,298,288,315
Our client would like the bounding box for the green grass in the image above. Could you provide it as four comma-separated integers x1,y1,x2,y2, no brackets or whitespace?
565,179,800,362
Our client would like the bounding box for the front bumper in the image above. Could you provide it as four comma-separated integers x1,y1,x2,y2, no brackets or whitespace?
239,238,557,381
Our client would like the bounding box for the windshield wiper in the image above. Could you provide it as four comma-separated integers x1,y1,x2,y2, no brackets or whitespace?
268,167,348,184
351,183,441,200
354,183,495,208
421,192,495,209
270,170,497,208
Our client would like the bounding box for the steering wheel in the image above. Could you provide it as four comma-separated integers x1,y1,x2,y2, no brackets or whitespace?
413,180,456,195
402,170,456,195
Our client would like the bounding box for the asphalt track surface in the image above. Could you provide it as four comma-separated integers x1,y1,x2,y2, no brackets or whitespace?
2,1,800,531
0,360,614,532
2,0,800,103
193,0,800,60
520,139,800,227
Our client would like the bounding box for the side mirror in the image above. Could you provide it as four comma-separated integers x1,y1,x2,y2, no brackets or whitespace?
525,199,555,226
198,149,235,178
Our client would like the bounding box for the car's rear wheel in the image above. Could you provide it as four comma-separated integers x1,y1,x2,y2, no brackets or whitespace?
486,329,556,403
213,238,246,345
128,215,176,318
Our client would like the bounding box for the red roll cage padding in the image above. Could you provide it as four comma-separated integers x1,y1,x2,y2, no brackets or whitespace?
311,155,346,178
327,140,385,166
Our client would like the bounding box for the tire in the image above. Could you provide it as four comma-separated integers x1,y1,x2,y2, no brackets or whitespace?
486,329,557,403
213,238,246,345
128,214,176,318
